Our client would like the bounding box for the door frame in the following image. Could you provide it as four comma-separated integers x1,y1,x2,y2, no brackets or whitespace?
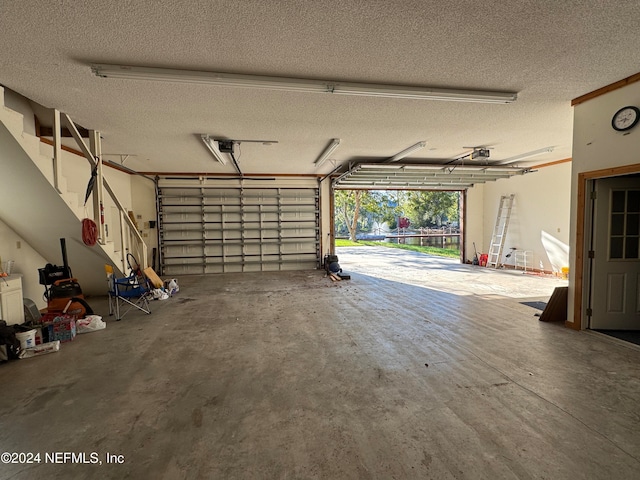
572,163,640,330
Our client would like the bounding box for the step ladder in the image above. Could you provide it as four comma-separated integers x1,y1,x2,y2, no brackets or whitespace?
487,194,515,268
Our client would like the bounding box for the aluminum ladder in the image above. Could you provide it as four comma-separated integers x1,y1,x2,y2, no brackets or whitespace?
487,194,515,268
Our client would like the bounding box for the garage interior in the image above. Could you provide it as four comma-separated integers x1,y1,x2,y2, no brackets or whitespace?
4,252,639,479
2,2,640,478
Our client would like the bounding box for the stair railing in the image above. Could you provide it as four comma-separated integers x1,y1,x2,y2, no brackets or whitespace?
50,111,148,272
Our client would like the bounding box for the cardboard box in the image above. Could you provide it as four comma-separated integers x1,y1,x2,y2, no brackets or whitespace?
40,314,76,343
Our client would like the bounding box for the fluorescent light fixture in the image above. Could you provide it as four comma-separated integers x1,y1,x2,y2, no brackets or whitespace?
332,84,515,103
315,138,341,167
388,141,427,162
91,64,517,104
200,134,227,165
497,146,554,165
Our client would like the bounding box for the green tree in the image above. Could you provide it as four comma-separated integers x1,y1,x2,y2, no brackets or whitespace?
335,189,459,240
334,190,394,240
334,190,364,241
405,191,459,228
364,191,401,228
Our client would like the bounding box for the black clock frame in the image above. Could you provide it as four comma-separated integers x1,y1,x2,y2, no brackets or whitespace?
612,105,640,132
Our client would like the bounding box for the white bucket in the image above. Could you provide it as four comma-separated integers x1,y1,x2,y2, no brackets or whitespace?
16,330,37,350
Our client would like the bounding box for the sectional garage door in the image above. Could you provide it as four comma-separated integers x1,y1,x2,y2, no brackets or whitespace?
158,183,320,275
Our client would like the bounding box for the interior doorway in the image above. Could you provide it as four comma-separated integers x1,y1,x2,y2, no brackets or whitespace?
588,175,640,332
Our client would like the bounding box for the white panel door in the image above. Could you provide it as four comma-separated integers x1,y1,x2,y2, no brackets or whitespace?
590,176,640,330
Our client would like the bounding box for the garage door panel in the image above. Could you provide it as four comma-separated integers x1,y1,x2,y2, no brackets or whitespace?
163,230,202,241
164,245,204,256
163,223,203,232
164,256,204,266
159,184,320,275
281,244,317,254
163,198,200,207
282,228,318,237
202,212,223,222
281,212,317,221
165,265,202,275
228,245,249,256
163,217,201,226
172,205,200,213
259,244,282,255
204,245,223,256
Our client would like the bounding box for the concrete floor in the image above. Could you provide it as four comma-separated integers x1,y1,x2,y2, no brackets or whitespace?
1,247,640,479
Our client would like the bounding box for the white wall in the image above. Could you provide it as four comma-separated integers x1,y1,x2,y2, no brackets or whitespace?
131,175,159,268
568,80,640,327
482,162,571,272
572,83,640,175
0,218,48,309
3,89,36,136
465,185,485,259
320,178,332,258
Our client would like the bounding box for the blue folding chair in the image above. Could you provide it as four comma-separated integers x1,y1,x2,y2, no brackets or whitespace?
105,265,152,321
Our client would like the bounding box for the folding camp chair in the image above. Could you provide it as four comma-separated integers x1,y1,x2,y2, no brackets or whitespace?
105,265,152,321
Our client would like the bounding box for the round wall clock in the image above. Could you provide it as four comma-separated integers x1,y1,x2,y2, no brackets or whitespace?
612,106,640,132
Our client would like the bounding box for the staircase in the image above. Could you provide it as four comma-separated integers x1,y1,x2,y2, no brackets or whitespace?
0,86,147,295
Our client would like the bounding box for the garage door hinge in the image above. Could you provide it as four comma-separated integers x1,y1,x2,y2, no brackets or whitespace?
586,308,593,317
588,250,595,259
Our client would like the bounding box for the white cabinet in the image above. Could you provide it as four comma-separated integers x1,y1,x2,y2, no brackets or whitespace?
0,275,25,325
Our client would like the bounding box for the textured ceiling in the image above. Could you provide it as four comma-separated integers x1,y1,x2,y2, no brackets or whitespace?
1,1,640,177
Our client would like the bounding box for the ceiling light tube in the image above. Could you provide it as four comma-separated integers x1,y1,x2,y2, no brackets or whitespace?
497,146,554,165
200,134,227,165
388,141,427,162
315,138,341,167
91,64,517,104
333,84,516,103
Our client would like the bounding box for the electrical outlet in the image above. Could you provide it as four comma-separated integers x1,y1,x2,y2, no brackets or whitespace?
16,241,21,249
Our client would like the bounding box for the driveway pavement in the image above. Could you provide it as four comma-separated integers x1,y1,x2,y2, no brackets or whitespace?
336,246,568,300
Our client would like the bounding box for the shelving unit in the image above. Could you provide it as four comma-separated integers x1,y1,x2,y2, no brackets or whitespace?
514,250,532,272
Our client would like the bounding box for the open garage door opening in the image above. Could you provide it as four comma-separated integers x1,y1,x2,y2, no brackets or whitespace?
332,189,464,261
330,161,532,265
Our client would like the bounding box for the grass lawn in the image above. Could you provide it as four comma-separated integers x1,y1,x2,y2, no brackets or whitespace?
335,238,460,259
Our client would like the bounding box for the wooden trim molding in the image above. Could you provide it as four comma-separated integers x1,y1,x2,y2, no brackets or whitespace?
571,72,640,106
570,163,640,330
530,157,572,169
143,172,325,178
577,163,640,180
39,136,84,158
569,174,587,330
461,189,467,263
